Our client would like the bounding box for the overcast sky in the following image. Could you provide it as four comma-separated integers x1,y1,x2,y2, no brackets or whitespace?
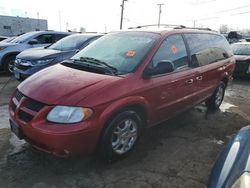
0,0,250,32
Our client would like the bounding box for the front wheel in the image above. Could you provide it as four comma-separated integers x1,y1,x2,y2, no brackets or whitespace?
98,110,142,162
206,81,226,110
4,55,16,74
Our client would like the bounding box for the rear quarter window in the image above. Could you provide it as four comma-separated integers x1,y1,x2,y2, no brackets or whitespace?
184,33,233,67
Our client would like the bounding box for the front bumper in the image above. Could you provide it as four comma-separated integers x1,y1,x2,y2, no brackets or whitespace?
13,63,51,80
9,90,102,156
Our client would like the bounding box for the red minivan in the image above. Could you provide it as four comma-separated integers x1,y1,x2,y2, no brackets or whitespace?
9,27,235,160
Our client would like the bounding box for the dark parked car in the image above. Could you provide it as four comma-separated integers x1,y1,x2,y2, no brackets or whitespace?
9,27,235,161
0,31,71,74
231,42,250,78
208,125,250,188
13,33,103,80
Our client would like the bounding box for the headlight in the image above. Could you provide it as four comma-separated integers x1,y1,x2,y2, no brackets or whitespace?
231,172,250,188
17,58,54,66
47,106,93,124
0,46,7,51
33,58,54,66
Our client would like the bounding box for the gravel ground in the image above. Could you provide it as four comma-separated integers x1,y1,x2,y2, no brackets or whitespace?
0,75,249,188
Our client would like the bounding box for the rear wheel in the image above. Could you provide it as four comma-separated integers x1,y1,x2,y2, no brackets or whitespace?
98,110,142,162
4,55,16,74
206,81,226,110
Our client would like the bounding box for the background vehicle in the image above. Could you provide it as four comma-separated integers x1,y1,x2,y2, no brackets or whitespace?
9,27,235,161
207,125,250,188
13,33,103,80
0,36,16,43
0,36,9,41
231,42,250,78
0,31,71,74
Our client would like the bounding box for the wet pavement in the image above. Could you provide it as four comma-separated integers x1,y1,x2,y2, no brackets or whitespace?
0,75,249,188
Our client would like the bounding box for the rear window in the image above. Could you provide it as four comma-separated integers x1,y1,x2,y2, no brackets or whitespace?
184,33,233,67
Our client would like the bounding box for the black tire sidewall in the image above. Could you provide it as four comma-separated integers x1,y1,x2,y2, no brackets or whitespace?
98,110,143,162
4,56,16,74
207,82,226,110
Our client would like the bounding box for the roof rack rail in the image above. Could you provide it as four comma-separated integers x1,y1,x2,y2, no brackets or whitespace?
128,24,186,29
128,24,215,31
182,27,213,31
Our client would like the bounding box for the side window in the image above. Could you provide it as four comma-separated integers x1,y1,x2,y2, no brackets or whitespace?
152,35,189,71
184,34,233,67
53,34,68,43
34,34,53,44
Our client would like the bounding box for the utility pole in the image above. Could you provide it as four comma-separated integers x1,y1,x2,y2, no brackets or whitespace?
120,0,127,30
157,3,164,27
193,20,196,28
59,10,62,31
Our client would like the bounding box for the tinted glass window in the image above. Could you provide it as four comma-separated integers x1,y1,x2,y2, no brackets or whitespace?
49,34,95,51
185,33,233,67
53,34,68,43
73,32,160,74
34,34,53,44
231,43,250,55
11,31,37,43
152,35,189,71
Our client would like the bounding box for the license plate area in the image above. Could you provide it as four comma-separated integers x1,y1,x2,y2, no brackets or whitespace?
14,71,20,79
9,119,23,139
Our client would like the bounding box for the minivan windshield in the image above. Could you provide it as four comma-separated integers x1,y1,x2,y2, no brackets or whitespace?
11,32,37,43
49,34,95,51
72,31,160,74
231,43,250,55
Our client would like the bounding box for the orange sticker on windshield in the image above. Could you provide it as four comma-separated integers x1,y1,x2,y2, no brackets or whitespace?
126,50,136,57
171,45,177,54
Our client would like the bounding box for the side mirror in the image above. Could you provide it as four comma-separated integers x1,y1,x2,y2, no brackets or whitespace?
143,60,174,79
28,39,38,45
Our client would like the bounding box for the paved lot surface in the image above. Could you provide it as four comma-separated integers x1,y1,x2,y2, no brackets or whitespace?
0,74,249,188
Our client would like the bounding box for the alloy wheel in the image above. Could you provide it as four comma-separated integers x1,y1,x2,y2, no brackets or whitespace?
111,118,138,155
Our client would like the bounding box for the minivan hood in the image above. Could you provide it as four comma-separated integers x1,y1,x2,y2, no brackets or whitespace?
18,64,121,105
17,48,65,60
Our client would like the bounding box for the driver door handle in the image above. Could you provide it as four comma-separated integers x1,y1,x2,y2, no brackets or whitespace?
196,76,203,81
185,79,193,84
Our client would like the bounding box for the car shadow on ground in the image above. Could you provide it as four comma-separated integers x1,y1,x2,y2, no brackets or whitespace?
0,104,249,188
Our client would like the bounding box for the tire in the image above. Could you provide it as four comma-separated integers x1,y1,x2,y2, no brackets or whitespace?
206,81,226,110
98,110,143,162
4,55,16,74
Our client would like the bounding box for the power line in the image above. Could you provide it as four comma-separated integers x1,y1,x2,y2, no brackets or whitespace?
231,10,250,16
216,4,250,13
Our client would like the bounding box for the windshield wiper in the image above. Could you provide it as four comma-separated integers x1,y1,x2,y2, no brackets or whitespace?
78,56,118,75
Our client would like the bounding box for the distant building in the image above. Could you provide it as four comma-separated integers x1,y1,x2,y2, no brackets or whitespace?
0,15,48,36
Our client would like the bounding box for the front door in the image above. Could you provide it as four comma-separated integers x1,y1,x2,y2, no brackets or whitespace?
147,34,197,124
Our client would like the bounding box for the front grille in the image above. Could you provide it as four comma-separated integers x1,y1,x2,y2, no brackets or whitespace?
15,64,31,71
13,90,46,123
19,110,33,123
15,90,24,101
235,61,250,73
25,99,45,112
